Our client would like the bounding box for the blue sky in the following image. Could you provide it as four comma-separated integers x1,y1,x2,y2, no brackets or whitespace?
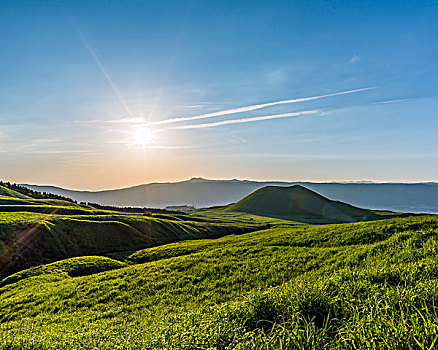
0,0,437,189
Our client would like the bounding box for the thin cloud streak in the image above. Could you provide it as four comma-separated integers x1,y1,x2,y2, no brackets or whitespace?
222,152,438,161
107,117,145,124
32,150,96,155
374,99,412,104
150,87,376,126
75,118,144,124
173,110,320,129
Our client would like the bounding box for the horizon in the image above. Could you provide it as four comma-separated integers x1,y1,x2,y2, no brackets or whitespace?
7,176,438,192
1,1,437,189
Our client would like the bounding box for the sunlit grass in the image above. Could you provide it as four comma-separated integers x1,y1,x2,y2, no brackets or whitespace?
0,215,437,348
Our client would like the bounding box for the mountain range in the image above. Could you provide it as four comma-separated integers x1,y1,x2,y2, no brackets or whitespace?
22,177,438,213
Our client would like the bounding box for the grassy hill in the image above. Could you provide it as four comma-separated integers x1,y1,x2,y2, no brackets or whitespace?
0,210,267,278
1,181,437,348
0,182,92,213
0,182,269,277
225,185,386,223
0,215,437,349
0,185,32,199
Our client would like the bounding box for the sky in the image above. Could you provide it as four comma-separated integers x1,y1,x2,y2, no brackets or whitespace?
0,0,437,190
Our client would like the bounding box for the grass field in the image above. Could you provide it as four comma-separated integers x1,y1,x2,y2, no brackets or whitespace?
1,215,438,349
1,182,437,348
0,179,272,276
0,209,267,277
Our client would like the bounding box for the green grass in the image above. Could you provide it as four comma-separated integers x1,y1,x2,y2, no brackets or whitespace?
0,256,127,287
0,208,266,277
193,207,302,225
0,194,86,208
220,185,401,224
0,187,31,199
0,215,437,348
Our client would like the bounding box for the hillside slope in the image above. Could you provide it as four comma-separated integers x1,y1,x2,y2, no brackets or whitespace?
0,211,265,278
0,182,86,209
0,182,270,277
225,185,381,223
0,184,32,199
0,215,437,349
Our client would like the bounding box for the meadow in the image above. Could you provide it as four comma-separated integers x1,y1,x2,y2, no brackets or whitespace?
1,213,438,349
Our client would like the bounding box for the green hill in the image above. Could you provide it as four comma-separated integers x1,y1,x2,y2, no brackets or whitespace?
0,211,265,278
2,180,437,349
0,183,31,199
0,182,88,209
0,181,270,277
225,185,383,223
0,215,437,349
0,255,127,287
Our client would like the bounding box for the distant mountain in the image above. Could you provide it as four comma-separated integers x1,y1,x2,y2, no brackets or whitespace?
21,178,438,213
226,185,381,223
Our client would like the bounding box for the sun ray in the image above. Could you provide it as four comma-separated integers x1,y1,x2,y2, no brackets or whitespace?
80,33,134,119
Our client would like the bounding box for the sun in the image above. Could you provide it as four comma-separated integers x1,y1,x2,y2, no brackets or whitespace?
131,125,155,147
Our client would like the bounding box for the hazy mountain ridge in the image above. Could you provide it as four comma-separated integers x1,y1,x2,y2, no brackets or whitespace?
22,178,438,213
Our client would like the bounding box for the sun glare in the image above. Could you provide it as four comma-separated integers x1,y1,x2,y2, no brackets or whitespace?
132,125,155,147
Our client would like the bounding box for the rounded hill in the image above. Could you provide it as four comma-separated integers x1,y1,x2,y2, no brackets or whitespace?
225,185,378,223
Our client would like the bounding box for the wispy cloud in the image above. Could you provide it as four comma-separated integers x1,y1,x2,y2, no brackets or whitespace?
150,145,194,149
374,99,412,104
181,102,219,108
75,87,374,126
74,119,101,124
31,150,96,155
17,138,60,150
75,117,146,125
349,54,359,64
173,110,320,129
232,152,438,161
106,138,193,149
107,117,145,124
149,87,376,126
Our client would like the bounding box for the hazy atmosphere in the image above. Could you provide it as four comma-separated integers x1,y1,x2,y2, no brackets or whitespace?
1,1,438,189
2,2,438,349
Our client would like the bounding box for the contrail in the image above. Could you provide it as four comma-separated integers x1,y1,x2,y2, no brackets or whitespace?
374,98,411,104
81,35,134,118
173,109,320,129
149,87,376,126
